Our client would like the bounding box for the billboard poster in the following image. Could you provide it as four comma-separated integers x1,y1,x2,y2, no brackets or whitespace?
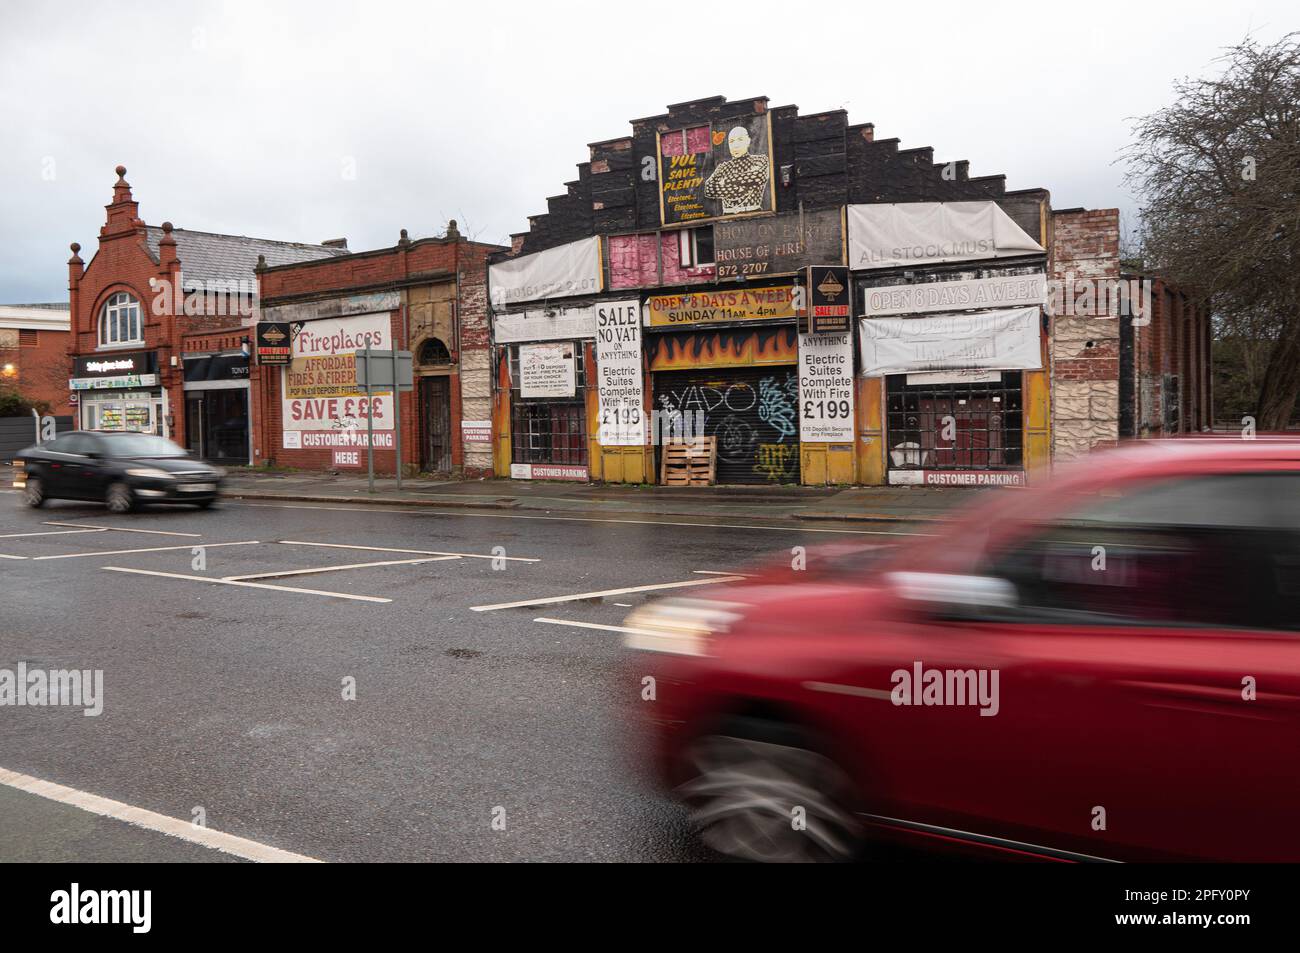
595,300,645,446
858,306,1043,377
493,305,596,344
714,208,844,279
519,342,576,398
847,201,1044,270
658,114,774,226
489,236,602,308
645,285,799,327
282,313,394,447
798,333,855,442
861,272,1047,318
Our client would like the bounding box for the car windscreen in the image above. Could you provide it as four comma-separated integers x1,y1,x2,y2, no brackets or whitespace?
99,434,188,458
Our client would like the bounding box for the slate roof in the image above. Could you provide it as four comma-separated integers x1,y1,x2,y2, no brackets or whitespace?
144,227,349,288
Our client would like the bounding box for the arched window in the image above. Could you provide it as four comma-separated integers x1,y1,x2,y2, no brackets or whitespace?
419,337,451,365
99,292,142,346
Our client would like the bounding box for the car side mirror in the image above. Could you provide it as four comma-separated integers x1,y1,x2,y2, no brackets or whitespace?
883,571,1018,620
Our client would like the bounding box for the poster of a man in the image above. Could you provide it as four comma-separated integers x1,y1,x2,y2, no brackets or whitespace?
704,125,771,215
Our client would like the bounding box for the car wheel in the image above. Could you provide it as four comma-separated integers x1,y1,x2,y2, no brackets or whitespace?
22,477,46,508
105,482,135,514
194,498,215,509
676,730,862,863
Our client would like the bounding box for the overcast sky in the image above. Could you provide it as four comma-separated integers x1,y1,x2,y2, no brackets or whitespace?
0,0,1293,303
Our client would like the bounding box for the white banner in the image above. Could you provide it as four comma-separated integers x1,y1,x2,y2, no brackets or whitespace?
595,300,645,446
519,342,576,398
493,305,596,344
489,236,602,308
848,202,1044,270
798,333,855,442
861,272,1046,317
282,313,394,435
859,306,1043,377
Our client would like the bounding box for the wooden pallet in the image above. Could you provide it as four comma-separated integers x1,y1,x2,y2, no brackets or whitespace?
660,436,717,486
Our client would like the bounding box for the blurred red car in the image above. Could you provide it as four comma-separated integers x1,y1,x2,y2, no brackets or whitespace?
627,439,1300,862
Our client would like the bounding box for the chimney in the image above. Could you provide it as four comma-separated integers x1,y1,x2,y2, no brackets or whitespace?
321,238,348,249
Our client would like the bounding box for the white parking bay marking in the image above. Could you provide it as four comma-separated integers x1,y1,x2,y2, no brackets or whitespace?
279,540,539,562
0,766,321,863
470,575,746,612
101,567,391,603
33,540,260,561
0,528,108,539
533,617,666,636
43,521,202,538
223,555,459,582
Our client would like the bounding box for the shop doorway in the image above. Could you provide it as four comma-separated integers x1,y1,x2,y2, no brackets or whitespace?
420,376,452,472
183,389,249,465
653,366,801,485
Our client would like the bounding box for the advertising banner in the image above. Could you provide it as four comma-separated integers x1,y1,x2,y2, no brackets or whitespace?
282,313,394,445
713,208,843,279
859,306,1043,377
659,114,774,226
848,202,1044,270
861,272,1047,317
645,285,799,327
519,342,576,398
492,305,596,344
488,236,602,308
255,322,292,365
807,265,852,334
595,300,645,446
798,333,855,442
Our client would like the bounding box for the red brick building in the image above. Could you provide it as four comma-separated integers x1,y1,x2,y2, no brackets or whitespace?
66,167,349,462
255,226,503,476
0,304,72,414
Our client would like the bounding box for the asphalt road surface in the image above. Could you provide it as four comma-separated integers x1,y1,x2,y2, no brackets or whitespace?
0,490,915,862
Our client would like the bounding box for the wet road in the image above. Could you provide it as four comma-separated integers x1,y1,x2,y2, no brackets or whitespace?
0,491,903,862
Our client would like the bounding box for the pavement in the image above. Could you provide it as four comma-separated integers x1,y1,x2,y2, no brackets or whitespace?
0,487,950,862
217,467,983,524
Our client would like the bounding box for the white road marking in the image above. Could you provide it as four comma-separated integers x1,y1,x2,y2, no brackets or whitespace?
533,616,666,636
0,528,108,539
471,575,746,612
0,554,27,560
101,566,391,603
278,540,539,561
223,555,459,582
33,540,260,561
693,569,753,577
233,500,932,537
44,521,202,538
0,766,321,863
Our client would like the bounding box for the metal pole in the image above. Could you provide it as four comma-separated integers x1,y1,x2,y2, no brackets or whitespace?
364,346,375,493
392,346,402,490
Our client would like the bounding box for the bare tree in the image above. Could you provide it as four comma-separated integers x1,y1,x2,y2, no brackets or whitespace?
1125,33,1300,429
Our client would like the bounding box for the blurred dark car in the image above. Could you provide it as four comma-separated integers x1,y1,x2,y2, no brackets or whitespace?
627,439,1300,862
12,431,224,512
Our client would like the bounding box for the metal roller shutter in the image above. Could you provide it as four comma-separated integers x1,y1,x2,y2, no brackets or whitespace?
653,366,800,485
